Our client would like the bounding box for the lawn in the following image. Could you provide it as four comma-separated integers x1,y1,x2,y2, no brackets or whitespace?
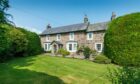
0,54,117,84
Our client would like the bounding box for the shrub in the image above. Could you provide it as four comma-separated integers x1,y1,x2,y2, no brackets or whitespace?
17,28,42,56
94,54,111,64
0,24,12,62
8,28,28,57
104,12,140,66
57,48,70,57
108,67,140,84
0,24,42,62
83,46,92,59
91,50,98,57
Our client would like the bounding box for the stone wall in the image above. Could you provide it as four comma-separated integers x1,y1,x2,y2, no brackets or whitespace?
40,30,105,52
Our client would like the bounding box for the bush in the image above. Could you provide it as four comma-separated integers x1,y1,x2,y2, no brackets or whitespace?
94,54,111,64
0,24,12,62
104,12,140,66
0,24,42,62
108,67,140,84
57,48,70,57
18,28,42,56
8,28,28,57
83,46,92,59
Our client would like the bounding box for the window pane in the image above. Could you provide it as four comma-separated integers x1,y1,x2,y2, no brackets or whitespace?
45,44,47,50
58,35,60,39
69,44,72,50
48,36,49,40
57,34,61,40
70,33,74,40
48,44,50,50
74,44,77,50
97,44,101,51
89,33,92,38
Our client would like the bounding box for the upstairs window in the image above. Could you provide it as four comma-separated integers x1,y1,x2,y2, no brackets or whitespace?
95,43,103,52
87,32,93,40
57,34,61,41
46,35,50,41
69,32,74,40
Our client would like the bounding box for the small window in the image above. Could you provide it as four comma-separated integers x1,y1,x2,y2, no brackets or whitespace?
46,35,50,41
69,32,74,40
87,32,93,40
44,43,51,51
57,34,61,40
95,43,103,52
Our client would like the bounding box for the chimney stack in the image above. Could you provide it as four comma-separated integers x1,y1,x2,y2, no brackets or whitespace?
84,14,89,24
111,12,116,21
47,24,51,29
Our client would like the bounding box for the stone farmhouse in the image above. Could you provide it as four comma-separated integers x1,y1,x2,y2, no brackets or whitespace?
40,13,116,54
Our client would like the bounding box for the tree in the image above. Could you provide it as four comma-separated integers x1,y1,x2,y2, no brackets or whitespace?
0,0,12,24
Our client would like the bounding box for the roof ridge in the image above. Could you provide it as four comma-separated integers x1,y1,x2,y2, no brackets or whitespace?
51,23,86,29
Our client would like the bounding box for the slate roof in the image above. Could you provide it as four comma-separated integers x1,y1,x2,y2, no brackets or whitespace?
41,23,88,35
87,22,108,32
40,22,108,35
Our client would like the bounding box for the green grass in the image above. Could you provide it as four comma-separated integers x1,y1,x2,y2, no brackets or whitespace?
0,54,117,84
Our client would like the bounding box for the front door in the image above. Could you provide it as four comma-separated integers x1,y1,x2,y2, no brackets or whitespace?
53,44,57,53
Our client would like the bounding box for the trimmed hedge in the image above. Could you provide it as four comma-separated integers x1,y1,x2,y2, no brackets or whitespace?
104,12,140,66
17,28,42,56
0,24,42,62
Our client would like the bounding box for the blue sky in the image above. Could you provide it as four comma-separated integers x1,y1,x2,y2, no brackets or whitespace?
8,0,140,33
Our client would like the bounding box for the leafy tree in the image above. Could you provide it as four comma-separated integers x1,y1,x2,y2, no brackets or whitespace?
0,0,12,24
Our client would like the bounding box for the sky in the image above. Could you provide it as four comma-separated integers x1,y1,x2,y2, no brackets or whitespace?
8,0,140,34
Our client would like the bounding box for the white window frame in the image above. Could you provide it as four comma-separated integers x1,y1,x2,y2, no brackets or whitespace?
95,43,103,52
46,35,50,41
69,32,74,40
66,42,77,52
87,32,93,40
56,34,61,41
44,43,51,51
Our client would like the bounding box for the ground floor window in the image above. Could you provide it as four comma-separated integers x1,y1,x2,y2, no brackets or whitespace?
95,43,103,52
44,43,51,51
67,42,77,52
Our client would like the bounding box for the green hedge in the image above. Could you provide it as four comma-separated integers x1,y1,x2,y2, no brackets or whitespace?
0,24,42,62
17,28,42,56
0,24,12,62
104,12,140,66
